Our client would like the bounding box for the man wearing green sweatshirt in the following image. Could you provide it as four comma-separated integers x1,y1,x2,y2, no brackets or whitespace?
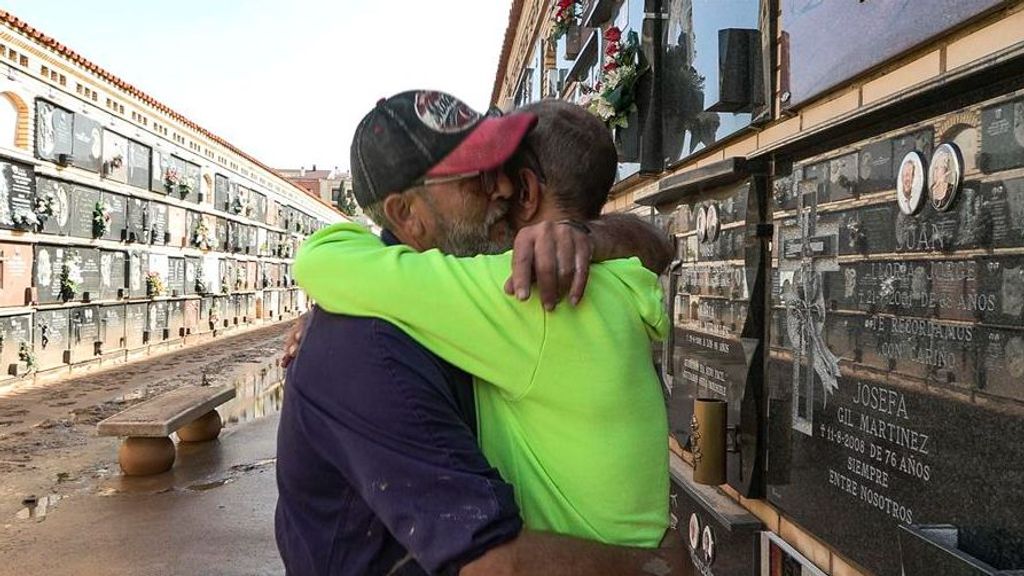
294,98,671,550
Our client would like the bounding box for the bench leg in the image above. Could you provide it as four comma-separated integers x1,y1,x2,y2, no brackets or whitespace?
176,410,223,443
119,437,176,476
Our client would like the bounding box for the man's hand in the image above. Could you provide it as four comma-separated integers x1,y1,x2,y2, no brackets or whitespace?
280,314,307,368
505,220,592,311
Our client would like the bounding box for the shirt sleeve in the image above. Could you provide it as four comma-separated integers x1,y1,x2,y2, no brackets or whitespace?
294,222,547,399
287,312,522,573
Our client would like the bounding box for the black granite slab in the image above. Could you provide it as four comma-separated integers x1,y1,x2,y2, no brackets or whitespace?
980,98,1024,173
127,140,151,190
100,191,128,242
0,157,36,230
184,257,200,295
77,248,102,301
68,185,100,239
99,304,126,352
150,149,171,193
69,305,100,358
215,174,230,211
826,152,858,202
167,299,185,338
148,202,167,246
35,177,72,236
148,301,169,334
124,303,147,349
35,100,73,162
71,114,102,173
167,257,185,296
34,244,66,304
859,138,895,195
127,251,147,299
0,314,31,373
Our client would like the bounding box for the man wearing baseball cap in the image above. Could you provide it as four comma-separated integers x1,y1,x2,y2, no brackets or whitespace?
277,92,682,575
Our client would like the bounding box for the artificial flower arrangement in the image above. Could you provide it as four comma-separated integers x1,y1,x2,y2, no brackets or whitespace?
60,253,84,302
234,267,246,291
146,271,166,297
92,201,111,238
12,192,57,231
163,166,181,194
548,0,581,42
584,27,647,129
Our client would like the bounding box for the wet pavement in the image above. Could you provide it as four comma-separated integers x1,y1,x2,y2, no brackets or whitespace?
0,323,293,575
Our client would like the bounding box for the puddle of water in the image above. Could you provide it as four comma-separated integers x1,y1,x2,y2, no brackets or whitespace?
16,494,62,521
188,478,235,491
217,362,285,427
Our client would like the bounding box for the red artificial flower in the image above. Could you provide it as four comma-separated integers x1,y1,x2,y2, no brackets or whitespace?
605,42,619,56
604,26,622,43
558,0,574,8
604,61,619,72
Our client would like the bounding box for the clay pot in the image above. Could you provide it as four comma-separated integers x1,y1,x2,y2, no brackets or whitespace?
176,410,223,443
119,437,175,476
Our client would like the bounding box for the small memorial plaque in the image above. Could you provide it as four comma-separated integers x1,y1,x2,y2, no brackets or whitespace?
892,128,934,162
71,114,102,173
167,257,185,296
69,185,101,239
99,304,126,352
33,308,70,370
126,197,149,244
98,250,127,301
127,140,151,190
101,191,127,242
150,149,172,193
36,177,72,236
253,192,267,222
826,153,857,202
0,243,33,307
215,174,230,210
125,303,147,349
0,157,36,230
102,130,128,183
184,257,200,295
35,100,73,162
982,178,1024,249
980,98,1024,172
149,202,168,245
979,327,1024,403
215,218,229,251
978,256,1024,326
148,301,169,335
0,314,31,373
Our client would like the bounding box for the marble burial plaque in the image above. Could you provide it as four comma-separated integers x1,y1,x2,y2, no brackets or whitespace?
167,299,185,338
102,130,128,183
71,114,102,173
34,244,67,304
98,250,126,301
248,225,259,253
36,177,72,236
126,197,149,244
127,251,146,299
0,314,31,373
149,202,168,245
68,184,101,239
183,161,201,204
167,205,187,248
35,100,73,162
826,153,858,202
167,257,185,296
858,139,894,195
101,192,127,242
69,305,100,358
246,261,257,291
0,157,36,230
0,242,33,307
982,178,1024,249
77,248,102,300
980,98,1024,173
215,218,229,251
253,192,267,222
33,309,70,370
978,256,1024,326
220,259,235,293
99,304,126,352
838,204,897,255
202,256,220,295
169,156,187,198
215,174,230,210
127,140,151,190
267,200,278,227
125,303,148,349
184,257,199,295
148,301,169,336
892,128,934,164
150,149,172,193
979,327,1024,403
185,210,200,244
184,299,199,332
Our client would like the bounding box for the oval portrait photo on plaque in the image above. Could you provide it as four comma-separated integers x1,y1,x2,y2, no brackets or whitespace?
705,203,720,243
695,205,708,243
688,513,700,550
929,142,964,212
896,150,926,215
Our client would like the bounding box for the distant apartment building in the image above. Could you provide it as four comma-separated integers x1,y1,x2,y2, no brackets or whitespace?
276,166,361,219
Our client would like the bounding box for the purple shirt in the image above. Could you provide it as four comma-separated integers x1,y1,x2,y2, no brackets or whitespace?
275,236,522,575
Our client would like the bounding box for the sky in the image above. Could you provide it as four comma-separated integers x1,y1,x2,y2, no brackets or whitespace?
2,0,513,172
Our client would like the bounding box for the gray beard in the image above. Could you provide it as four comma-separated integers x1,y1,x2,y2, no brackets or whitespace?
432,201,514,257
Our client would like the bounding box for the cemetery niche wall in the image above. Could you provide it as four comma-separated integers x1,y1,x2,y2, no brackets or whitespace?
766,89,1024,575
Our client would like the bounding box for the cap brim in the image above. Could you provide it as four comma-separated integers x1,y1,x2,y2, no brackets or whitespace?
426,112,538,177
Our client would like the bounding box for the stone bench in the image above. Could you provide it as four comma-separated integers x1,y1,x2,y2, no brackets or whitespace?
97,385,236,476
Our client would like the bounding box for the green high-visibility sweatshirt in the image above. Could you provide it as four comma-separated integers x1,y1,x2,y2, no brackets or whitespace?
294,222,670,547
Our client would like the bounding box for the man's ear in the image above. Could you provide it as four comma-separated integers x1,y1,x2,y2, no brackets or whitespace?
382,192,426,248
515,168,543,224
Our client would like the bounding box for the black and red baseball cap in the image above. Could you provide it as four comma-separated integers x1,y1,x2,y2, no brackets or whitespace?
350,90,537,208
